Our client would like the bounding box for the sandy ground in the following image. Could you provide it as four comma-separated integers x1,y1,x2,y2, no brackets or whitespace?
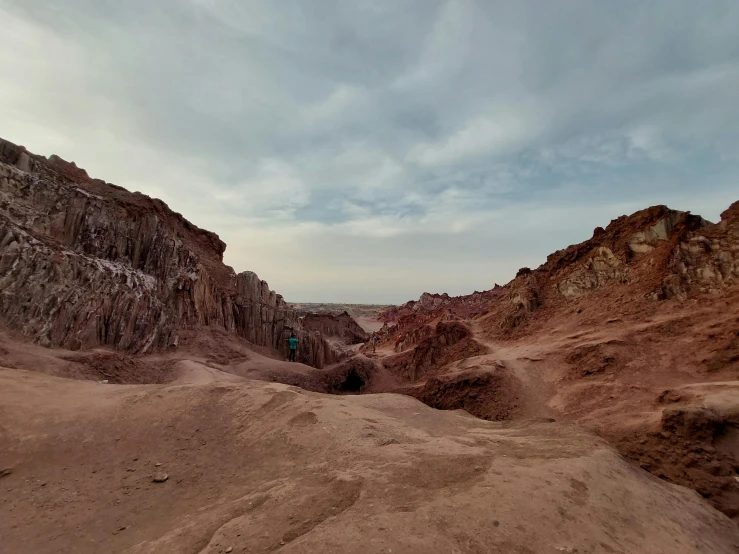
2,357,739,553
3,291,739,553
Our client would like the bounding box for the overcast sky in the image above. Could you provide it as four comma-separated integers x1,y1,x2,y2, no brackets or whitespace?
2,1,738,303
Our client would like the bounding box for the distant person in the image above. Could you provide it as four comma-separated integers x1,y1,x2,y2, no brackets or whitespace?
371,333,378,353
288,333,298,362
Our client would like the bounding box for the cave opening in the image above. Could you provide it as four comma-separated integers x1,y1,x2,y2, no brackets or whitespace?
338,368,366,394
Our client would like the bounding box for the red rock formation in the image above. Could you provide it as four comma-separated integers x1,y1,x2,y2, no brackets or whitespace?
0,137,338,365
658,201,739,299
405,367,523,422
299,311,368,344
382,321,487,382
474,204,724,337
379,288,506,325
369,200,739,518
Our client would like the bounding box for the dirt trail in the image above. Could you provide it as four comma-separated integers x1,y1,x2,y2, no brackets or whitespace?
467,320,556,420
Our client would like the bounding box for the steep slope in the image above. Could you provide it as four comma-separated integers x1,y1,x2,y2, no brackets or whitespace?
0,138,345,367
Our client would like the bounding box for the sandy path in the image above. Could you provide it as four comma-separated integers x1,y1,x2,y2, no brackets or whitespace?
462,321,556,420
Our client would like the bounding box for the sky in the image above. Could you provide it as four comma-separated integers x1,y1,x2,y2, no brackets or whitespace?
1,1,738,304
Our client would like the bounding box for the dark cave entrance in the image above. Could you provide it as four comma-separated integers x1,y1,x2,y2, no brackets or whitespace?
338,368,366,394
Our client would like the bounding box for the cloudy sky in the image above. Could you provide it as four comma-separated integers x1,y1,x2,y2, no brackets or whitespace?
2,1,738,303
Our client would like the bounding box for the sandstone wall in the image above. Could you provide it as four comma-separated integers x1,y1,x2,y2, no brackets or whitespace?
0,137,337,363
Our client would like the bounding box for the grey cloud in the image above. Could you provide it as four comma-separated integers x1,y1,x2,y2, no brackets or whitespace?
1,0,738,302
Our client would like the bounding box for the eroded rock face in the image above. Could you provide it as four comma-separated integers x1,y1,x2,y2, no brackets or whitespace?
629,211,690,253
558,247,627,299
551,209,706,301
658,202,739,299
618,403,739,518
0,138,338,364
300,312,368,345
383,321,487,382
0,216,168,352
407,368,523,422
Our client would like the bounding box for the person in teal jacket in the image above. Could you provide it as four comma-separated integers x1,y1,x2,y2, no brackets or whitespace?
288,333,298,362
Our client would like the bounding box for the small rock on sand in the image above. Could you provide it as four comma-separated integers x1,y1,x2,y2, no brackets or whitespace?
152,473,169,483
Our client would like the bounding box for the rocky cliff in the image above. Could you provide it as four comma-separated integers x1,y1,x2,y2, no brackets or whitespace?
0,137,340,365
300,312,369,344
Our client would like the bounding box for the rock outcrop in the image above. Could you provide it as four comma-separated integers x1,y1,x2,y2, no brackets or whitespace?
382,321,487,382
300,312,368,344
657,201,739,299
407,367,523,422
476,205,718,334
378,288,506,324
0,137,339,365
288,327,346,369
